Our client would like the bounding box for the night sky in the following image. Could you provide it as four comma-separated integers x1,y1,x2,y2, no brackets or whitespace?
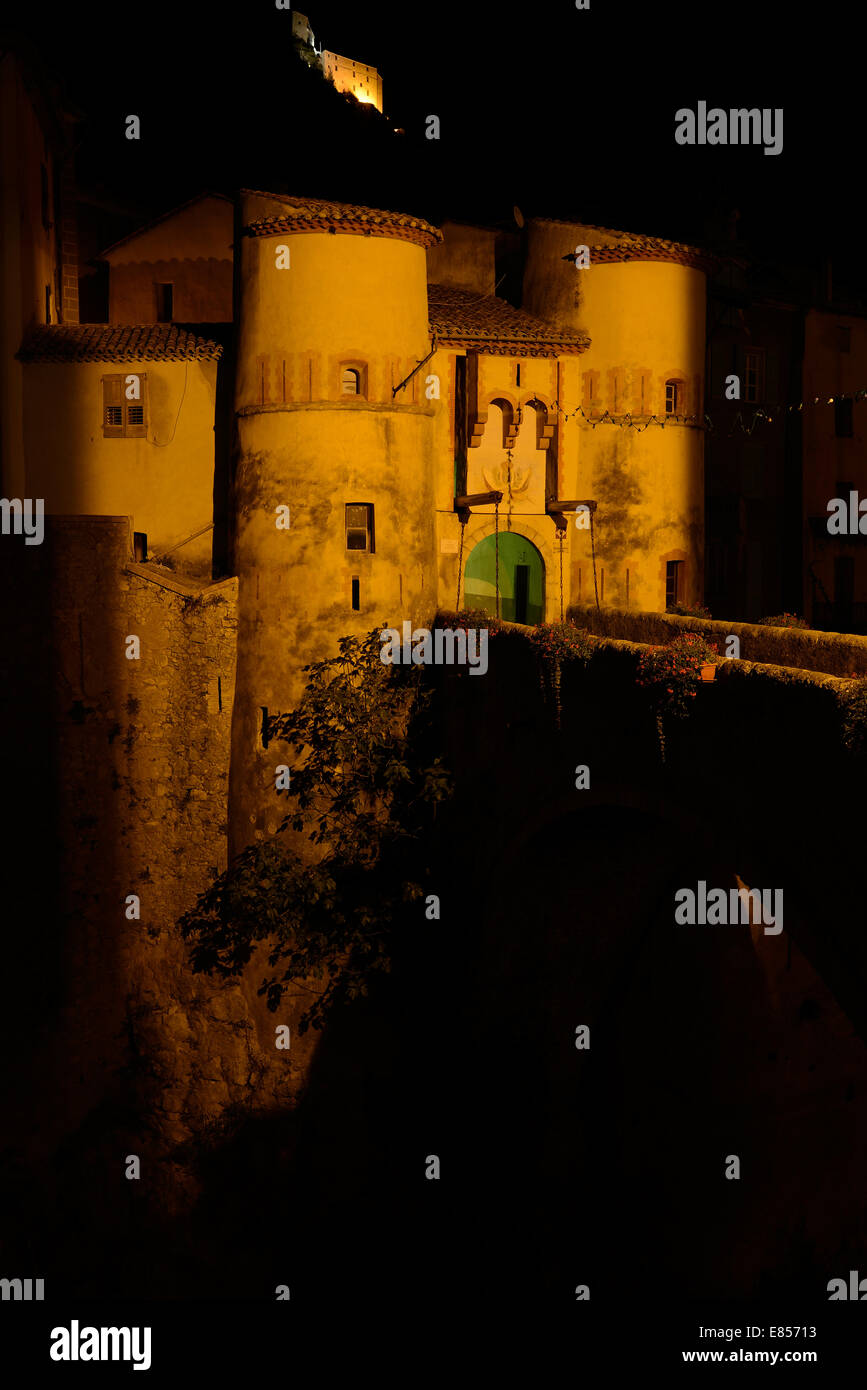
6,0,864,291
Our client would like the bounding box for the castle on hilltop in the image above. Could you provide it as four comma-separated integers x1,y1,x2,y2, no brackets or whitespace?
291,10,384,112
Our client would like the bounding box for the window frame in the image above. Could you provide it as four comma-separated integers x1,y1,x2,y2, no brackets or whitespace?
744,348,765,404
664,378,684,416
345,502,375,553
339,360,368,398
101,373,148,440
665,559,682,608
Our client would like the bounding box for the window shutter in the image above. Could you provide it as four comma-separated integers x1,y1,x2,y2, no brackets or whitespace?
103,375,123,436
125,373,147,438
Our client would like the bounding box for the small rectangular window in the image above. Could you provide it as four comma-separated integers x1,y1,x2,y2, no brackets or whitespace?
744,349,765,404
45,285,51,323
155,283,173,322
351,577,360,610
102,374,148,438
835,398,853,438
665,380,680,415
666,560,682,608
346,504,374,553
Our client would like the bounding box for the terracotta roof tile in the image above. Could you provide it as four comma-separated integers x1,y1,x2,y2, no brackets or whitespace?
536,218,715,271
17,323,224,363
427,283,590,356
243,192,442,248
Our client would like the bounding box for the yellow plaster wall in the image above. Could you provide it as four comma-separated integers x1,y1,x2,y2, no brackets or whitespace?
236,227,431,406
231,214,438,850
431,346,584,621
22,358,218,569
105,196,234,322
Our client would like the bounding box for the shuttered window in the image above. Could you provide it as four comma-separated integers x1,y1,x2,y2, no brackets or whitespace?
102,374,148,438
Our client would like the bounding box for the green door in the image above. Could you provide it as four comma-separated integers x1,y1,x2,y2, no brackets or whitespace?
464,533,545,624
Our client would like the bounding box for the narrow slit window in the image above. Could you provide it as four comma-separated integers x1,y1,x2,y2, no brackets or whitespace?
666,560,682,608
155,283,173,322
351,577,360,610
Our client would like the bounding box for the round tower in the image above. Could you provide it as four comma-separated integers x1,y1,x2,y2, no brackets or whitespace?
230,192,442,855
523,218,710,614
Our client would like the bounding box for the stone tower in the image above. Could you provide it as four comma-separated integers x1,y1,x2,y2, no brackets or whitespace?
229,191,443,855
522,218,709,612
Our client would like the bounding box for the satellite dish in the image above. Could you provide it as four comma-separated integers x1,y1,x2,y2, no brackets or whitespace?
513,205,525,228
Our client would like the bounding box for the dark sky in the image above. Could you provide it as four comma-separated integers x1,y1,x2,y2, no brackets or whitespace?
7,0,864,290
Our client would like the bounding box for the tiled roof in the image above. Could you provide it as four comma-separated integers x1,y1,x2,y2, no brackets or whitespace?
427,283,590,356
536,219,715,271
242,191,442,248
17,324,224,363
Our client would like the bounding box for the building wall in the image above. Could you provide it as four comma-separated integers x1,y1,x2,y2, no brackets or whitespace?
432,346,581,621
105,196,234,322
0,52,60,495
803,308,867,629
22,358,218,575
321,49,383,110
0,516,300,1222
705,293,801,621
427,222,498,296
231,205,437,854
523,219,706,612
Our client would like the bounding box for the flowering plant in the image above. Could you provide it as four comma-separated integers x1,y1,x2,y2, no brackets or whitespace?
529,621,597,730
666,602,713,619
636,631,719,760
758,612,809,629
528,621,597,664
448,608,506,635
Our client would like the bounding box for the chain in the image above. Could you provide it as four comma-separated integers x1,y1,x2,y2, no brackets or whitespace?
494,500,500,620
558,528,565,621
589,508,600,609
455,519,466,612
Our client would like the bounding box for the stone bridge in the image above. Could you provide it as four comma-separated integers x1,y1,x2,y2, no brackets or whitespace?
425,606,867,1300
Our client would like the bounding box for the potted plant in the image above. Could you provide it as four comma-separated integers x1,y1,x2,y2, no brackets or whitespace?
636,630,720,761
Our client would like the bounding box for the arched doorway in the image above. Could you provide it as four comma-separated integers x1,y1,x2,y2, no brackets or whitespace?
463,533,545,624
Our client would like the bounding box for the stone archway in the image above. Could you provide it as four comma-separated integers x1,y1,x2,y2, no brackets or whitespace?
463,531,545,624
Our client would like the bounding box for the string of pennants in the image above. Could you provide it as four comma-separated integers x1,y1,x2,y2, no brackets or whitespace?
547,388,867,437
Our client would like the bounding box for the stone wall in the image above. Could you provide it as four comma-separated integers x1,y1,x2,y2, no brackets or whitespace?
0,515,299,1261
567,602,867,676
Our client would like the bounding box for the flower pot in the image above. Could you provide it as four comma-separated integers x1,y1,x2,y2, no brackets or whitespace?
700,663,716,682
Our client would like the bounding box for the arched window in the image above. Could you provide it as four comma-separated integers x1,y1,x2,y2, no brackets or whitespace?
665,379,684,415
340,362,367,397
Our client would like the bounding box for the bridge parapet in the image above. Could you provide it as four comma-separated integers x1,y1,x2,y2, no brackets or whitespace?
567,604,867,677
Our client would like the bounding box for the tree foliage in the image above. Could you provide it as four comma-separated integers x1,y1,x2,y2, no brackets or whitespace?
179,628,451,1032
